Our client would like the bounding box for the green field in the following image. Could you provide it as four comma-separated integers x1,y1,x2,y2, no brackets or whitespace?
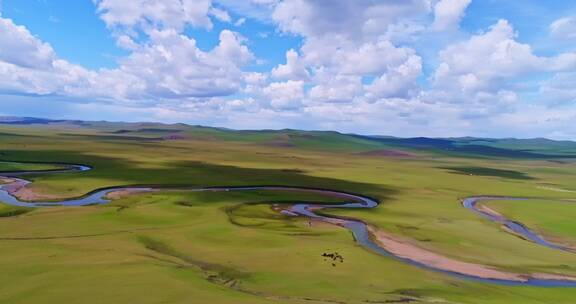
485,198,576,246
2,122,576,303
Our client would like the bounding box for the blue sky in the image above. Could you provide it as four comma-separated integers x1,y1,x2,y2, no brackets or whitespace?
2,0,125,69
1,0,576,139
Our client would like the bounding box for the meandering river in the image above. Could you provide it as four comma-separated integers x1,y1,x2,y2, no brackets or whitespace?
1,162,576,286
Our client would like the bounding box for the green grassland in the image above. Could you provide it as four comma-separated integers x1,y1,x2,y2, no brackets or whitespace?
1,122,576,303
485,198,576,245
0,161,56,172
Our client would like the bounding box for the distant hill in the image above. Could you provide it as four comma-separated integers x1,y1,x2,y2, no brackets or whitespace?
1,116,575,159
0,116,88,126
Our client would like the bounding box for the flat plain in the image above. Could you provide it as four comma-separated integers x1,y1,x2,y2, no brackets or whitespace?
1,120,576,303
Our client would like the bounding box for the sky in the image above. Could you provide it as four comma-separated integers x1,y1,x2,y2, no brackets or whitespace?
1,0,576,139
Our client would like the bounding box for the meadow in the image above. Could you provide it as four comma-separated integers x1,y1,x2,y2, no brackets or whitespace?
1,121,576,303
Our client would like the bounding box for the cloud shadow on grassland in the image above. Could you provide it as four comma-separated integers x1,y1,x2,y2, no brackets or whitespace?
0,150,398,202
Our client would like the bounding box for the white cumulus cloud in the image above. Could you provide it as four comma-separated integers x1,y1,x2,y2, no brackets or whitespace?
550,16,576,40
271,49,309,80
432,0,472,31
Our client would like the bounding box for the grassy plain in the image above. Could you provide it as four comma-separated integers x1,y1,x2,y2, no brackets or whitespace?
1,122,576,303
485,198,576,246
